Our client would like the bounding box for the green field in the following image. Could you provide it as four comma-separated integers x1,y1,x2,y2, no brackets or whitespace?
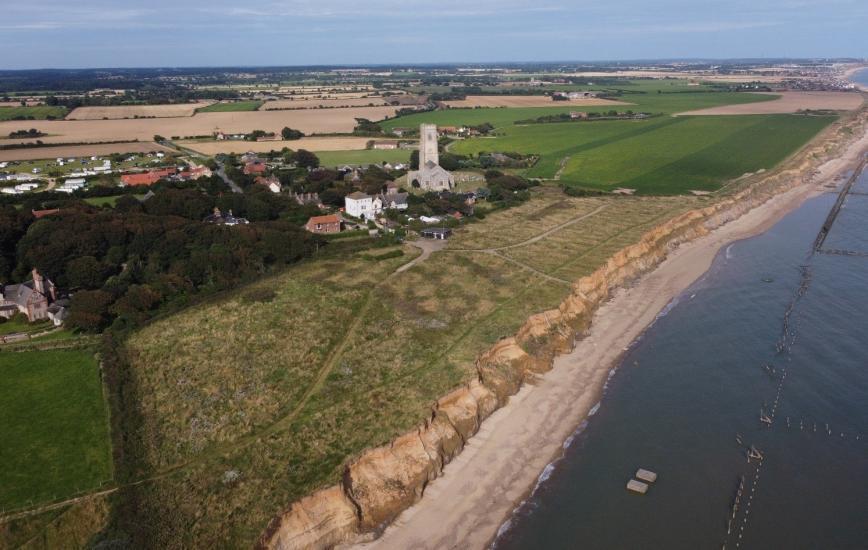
450,113,836,194
315,148,411,167
196,101,263,113
0,105,68,121
0,349,113,510
381,91,777,131
83,194,146,207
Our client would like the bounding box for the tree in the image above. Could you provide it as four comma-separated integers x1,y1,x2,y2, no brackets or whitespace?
68,290,114,332
281,127,304,140
66,256,105,289
153,135,166,142
294,149,320,169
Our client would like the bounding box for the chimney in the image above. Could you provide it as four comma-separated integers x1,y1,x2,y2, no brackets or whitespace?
31,268,44,294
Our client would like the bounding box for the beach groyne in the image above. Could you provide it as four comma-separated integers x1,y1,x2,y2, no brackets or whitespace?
258,108,868,550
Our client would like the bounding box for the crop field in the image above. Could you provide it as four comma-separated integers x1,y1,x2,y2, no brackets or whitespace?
261,97,388,110
0,106,68,121
0,106,401,145
449,113,836,194
0,142,173,162
678,91,864,115
177,136,378,155
65,102,215,120
107,189,707,546
0,349,112,511
195,101,264,112
443,96,631,108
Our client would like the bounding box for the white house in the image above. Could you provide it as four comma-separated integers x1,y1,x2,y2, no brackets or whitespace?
345,191,377,220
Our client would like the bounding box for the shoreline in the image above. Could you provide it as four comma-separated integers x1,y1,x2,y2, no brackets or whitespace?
350,125,868,550
843,65,868,91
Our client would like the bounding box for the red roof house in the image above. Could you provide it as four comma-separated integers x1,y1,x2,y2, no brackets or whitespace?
304,214,342,234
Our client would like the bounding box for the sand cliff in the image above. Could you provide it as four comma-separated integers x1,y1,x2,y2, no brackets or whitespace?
259,107,868,550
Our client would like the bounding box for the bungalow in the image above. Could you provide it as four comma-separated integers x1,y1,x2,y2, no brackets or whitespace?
121,167,177,186
420,227,452,240
305,214,342,234
371,141,399,150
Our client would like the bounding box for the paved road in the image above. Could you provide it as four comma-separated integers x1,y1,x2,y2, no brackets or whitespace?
215,159,243,194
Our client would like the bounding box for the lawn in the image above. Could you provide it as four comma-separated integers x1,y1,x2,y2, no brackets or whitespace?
0,105,68,121
0,317,50,336
449,113,835,194
195,101,264,113
83,194,146,207
0,349,113,510
315,148,410,167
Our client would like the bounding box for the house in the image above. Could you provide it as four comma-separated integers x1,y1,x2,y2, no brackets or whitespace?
47,299,70,326
345,191,376,220
305,214,342,234
378,183,409,210
121,167,177,186
0,268,58,322
203,207,249,226
371,141,398,150
391,127,411,137
243,161,267,175
420,227,452,240
255,175,282,193
178,164,212,181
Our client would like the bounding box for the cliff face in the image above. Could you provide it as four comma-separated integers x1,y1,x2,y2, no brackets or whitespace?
259,111,866,550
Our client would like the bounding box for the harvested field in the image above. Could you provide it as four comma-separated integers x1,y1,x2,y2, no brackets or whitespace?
0,141,173,162
0,106,401,145
678,91,863,115
65,102,215,120
261,98,388,110
444,95,631,108
178,137,379,155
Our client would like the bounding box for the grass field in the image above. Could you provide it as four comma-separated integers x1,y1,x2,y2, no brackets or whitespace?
0,106,68,121
0,317,50,336
381,91,777,131
83,194,146,207
0,349,112,510
315,148,410,167
195,101,264,113
450,113,836,194
112,190,705,546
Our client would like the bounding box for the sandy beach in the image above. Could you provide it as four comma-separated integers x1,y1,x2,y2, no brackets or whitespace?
352,125,868,550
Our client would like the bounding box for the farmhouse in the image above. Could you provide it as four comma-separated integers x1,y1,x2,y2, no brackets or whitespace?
0,268,59,322
407,123,455,192
304,214,342,234
345,191,376,220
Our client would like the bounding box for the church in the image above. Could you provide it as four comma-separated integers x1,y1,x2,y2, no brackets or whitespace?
407,124,455,192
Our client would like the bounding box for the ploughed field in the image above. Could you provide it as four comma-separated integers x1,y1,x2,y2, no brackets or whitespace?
0,349,112,511
115,191,696,546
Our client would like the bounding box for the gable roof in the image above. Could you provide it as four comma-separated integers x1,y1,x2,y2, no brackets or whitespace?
306,214,341,226
346,191,371,200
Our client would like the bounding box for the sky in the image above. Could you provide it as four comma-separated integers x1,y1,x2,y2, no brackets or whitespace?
1,0,866,69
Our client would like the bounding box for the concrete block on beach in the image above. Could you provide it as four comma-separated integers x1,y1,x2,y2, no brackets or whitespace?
636,469,658,483
626,479,649,494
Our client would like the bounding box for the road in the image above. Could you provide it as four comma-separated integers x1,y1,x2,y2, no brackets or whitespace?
215,159,243,194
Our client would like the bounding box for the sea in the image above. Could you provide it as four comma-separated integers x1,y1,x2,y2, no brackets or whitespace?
492,162,868,549
852,68,868,89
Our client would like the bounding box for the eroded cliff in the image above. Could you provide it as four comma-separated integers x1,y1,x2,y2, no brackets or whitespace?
259,109,867,550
